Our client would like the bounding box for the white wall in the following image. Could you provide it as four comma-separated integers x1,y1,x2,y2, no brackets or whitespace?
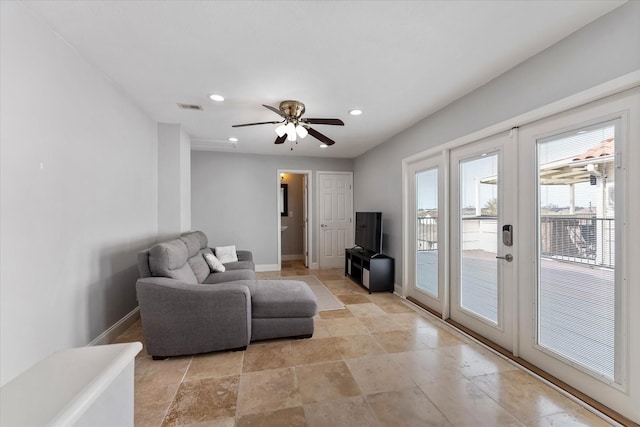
0,2,158,385
191,151,352,266
157,123,191,240
353,1,640,284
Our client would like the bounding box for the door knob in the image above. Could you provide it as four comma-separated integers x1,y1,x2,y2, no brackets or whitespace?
321,224,327,228
496,254,513,262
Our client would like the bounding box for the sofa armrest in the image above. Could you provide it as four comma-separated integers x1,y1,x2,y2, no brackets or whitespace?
136,277,251,357
236,250,253,262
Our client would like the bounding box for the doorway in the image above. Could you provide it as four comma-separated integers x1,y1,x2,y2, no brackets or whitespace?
278,170,311,269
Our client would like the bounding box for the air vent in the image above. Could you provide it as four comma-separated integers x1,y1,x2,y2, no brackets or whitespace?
177,103,203,111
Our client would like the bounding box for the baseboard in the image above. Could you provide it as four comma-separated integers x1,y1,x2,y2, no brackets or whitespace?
281,254,304,261
255,264,281,272
89,307,140,346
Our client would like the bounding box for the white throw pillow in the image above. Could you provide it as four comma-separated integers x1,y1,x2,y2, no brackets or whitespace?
203,252,226,272
215,245,238,264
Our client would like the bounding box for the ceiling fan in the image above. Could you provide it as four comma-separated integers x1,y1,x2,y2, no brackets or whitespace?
232,100,344,146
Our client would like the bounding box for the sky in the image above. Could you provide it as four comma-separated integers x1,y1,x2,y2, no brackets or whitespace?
416,123,614,211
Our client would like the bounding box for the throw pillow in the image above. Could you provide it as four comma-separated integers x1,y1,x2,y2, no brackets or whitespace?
215,245,238,264
203,252,226,273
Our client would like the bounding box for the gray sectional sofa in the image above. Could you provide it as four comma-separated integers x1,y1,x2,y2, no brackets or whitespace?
136,231,317,359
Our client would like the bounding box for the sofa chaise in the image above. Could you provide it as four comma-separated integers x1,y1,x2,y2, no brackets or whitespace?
136,231,317,359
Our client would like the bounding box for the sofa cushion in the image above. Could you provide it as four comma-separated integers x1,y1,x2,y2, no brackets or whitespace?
180,233,202,257
251,280,317,318
187,250,212,283
203,252,226,273
224,260,255,271
149,240,198,284
215,245,238,263
203,269,256,284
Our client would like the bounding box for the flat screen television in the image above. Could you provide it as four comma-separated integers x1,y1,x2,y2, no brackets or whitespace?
355,212,382,254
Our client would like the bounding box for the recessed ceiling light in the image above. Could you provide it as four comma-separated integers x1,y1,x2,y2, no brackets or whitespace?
320,144,328,148
349,109,363,116
228,137,238,142
209,94,224,102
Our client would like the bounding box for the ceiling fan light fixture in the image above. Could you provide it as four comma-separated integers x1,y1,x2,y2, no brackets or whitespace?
320,143,328,148
275,124,287,137
296,125,308,139
286,122,297,141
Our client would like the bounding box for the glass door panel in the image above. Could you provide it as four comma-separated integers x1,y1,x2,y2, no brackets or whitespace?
459,154,499,324
450,132,515,351
416,168,438,297
536,123,617,381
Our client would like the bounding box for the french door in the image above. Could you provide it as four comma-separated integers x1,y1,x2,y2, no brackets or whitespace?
407,155,446,314
449,132,516,351
517,89,637,419
405,86,639,422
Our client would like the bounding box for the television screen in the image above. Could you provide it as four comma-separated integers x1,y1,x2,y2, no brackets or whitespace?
355,212,382,253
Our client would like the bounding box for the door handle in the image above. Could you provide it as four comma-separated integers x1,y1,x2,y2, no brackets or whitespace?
321,224,327,228
496,254,513,262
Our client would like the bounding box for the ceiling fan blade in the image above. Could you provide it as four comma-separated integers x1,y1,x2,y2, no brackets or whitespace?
274,134,287,144
262,104,285,117
301,118,344,126
306,127,335,145
232,120,282,128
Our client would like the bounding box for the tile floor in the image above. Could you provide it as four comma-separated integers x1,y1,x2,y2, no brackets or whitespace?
116,260,612,426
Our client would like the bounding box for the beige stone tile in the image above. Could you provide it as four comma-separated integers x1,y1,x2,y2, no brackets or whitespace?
333,334,387,359
304,396,380,427
419,375,522,426
359,315,405,333
366,386,452,426
347,303,388,317
135,380,181,427
420,327,469,348
371,329,431,353
390,312,439,330
162,376,240,426
319,309,354,319
346,354,415,394
295,360,361,404
136,354,192,386
185,350,244,381
471,370,583,423
310,319,331,339
236,406,306,427
388,349,467,386
242,341,292,373
525,409,613,427
438,344,518,378
289,337,342,366
236,367,301,416
338,294,372,305
172,417,235,427
323,317,369,337
113,319,145,344
376,301,417,314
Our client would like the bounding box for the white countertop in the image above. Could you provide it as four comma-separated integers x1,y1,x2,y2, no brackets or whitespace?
0,342,142,427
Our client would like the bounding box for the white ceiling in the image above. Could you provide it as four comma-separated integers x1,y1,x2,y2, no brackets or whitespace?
24,1,624,158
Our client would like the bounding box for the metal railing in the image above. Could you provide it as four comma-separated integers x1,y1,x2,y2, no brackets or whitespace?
417,214,614,268
540,215,614,268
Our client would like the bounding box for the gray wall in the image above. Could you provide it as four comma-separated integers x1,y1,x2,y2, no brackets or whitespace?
353,1,640,285
281,174,305,257
191,151,353,266
0,2,158,385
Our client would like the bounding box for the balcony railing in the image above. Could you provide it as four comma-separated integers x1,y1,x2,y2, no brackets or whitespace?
541,215,614,268
417,214,614,269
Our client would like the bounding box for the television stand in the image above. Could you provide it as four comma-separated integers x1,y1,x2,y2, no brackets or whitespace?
344,248,394,293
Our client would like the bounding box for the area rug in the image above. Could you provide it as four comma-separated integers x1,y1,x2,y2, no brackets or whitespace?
267,275,345,311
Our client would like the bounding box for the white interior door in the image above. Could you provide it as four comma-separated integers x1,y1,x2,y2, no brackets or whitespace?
303,174,308,267
450,132,516,351
318,172,353,269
